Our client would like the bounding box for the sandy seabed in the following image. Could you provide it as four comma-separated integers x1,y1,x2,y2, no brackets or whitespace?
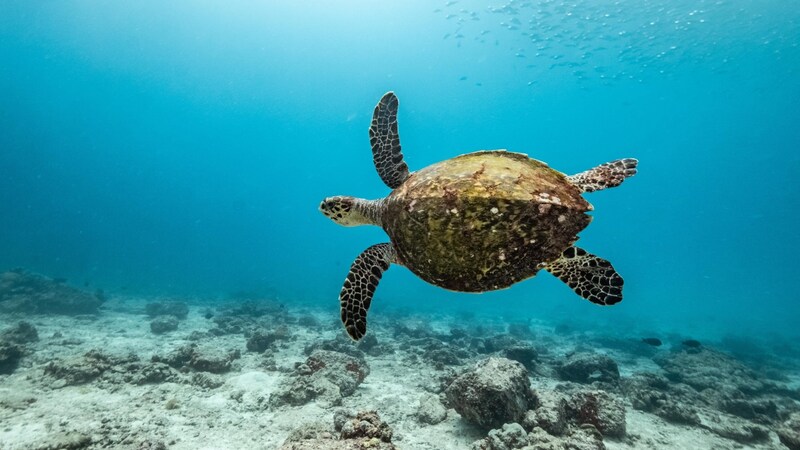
1,294,798,450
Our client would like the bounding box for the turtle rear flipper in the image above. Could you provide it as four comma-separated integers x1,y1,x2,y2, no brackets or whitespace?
340,243,396,340
370,92,410,189
546,246,623,305
567,158,638,193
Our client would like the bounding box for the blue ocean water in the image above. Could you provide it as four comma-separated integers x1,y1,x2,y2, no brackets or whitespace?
1,0,798,345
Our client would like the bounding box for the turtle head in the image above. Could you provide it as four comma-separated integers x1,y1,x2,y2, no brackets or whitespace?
319,196,382,227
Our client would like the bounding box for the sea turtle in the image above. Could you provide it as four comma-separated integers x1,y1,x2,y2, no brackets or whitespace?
320,92,638,340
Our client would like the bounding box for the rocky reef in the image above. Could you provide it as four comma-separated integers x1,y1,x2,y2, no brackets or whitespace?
270,349,370,407
145,301,189,334
280,410,397,450
445,357,536,429
44,349,179,387
0,269,104,315
555,352,620,386
0,321,38,374
622,346,800,445
470,422,605,450
152,343,241,374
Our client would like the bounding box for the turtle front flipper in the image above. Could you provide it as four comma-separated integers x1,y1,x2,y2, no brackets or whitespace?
567,158,638,193
545,246,623,305
369,92,410,189
340,243,396,340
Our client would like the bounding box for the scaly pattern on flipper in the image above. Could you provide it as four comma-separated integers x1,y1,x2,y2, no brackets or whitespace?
567,158,638,193
369,92,410,189
340,243,396,340
546,246,623,305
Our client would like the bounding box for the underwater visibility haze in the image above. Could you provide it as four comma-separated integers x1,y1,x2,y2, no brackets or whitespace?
1,1,799,449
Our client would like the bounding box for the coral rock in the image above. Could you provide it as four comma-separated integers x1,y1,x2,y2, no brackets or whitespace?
417,393,448,425
777,413,800,450
704,415,770,444
654,348,765,394
565,391,626,438
271,350,369,407
472,424,606,450
523,390,567,436
246,327,290,352
502,346,538,370
471,422,528,450
45,350,138,386
720,397,778,422
33,431,92,450
152,344,240,373
526,426,606,450
0,270,104,315
145,301,189,319
483,334,523,354
0,342,23,374
0,320,38,374
556,352,620,385
280,410,396,450
445,357,536,429
623,372,701,425
150,315,179,334
339,410,393,442
304,335,366,361
1,321,39,344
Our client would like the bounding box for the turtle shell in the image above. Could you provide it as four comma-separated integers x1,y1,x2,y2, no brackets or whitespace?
382,150,591,292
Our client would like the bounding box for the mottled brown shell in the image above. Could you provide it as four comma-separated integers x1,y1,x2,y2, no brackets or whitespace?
383,150,591,292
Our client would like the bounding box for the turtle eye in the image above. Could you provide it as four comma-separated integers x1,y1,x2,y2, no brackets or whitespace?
320,196,353,220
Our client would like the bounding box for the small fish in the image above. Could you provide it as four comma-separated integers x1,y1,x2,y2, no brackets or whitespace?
641,337,662,347
459,75,468,81
682,339,702,348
